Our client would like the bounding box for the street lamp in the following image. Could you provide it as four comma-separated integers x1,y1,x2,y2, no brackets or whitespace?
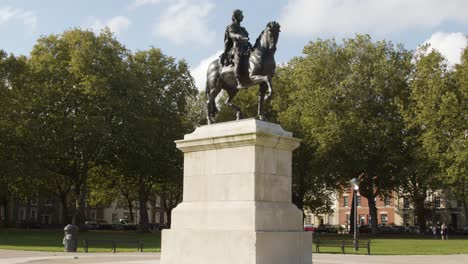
350,178,360,251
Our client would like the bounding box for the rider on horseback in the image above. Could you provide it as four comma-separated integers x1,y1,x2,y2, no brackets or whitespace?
220,9,252,89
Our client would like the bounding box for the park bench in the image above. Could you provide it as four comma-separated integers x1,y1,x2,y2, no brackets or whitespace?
83,239,143,253
314,239,370,255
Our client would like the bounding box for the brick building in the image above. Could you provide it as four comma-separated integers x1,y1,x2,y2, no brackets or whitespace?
338,188,400,227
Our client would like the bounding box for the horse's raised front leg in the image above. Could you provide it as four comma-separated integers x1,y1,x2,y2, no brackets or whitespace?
250,74,273,102
225,88,243,120
257,82,268,120
206,84,221,124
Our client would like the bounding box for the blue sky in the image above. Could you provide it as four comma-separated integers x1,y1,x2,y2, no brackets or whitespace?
1,0,467,89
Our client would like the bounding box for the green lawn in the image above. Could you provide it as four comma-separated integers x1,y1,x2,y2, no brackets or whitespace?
1,229,468,255
0,228,161,252
313,234,468,255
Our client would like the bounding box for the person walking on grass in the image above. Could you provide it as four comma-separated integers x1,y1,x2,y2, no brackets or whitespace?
434,222,441,240
441,223,448,240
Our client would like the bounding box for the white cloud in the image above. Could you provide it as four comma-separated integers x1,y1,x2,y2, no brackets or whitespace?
0,6,37,30
131,0,162,8
422,32,467,66
153,0,215,46
280,0,468,35
88,16,131,35
191,50,222,90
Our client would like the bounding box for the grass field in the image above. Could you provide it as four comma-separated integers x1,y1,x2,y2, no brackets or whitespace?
1,229,468,255
0,228,161,252
313,234,468,255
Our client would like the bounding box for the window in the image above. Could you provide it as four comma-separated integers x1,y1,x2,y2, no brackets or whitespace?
403,197,409,209
328,215,334,224
41,215,51,225
381,214,388,225
44,198,53,206
30,208,38,221
434,197,441,208
346,214,351,225
30,197,38,206
384,197,391,207
343,196,349,207
0,207,4,220
18,208,26,221
89,210,96,220
123,212,130,221
403,213,409,226
368,216,372,227
305,215,312,225
458,200,463,208
357,196,362,207
112,213,118,223
359,215,365,225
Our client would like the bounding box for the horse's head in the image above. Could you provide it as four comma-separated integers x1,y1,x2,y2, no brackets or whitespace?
254,21,281,52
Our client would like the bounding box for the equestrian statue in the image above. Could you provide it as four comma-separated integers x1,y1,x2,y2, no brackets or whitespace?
205,9,281,124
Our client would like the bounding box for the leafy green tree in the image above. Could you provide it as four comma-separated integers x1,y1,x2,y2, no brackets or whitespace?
0,51,33,226
451,47,468,217
405,46,467,220
273,35,412,233
110,48,196,231
22,28,129,225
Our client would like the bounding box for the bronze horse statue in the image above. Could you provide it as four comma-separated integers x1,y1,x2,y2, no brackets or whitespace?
205,21,281,124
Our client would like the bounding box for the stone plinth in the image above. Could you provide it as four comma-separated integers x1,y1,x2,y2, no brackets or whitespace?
161,119,312,264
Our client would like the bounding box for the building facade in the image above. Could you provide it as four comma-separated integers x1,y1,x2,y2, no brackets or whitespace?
305,187,467,230
1,195,167,228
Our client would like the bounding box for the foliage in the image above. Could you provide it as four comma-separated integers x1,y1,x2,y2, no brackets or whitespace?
273,35,413,229
403,46,468,219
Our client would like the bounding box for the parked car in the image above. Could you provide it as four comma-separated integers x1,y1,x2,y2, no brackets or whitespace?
113,219,137,230
358,224,371,233
390,225,406,233
404,225,421,234
149,223,167,231
316,224,338,234
84,220,100,230
85,219,113,230
378,224,391,234
462,225,468,234
304,225,317,232
97,219,113,230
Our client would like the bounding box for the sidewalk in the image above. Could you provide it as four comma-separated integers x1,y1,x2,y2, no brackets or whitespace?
1,250,468,264
0,250,161,264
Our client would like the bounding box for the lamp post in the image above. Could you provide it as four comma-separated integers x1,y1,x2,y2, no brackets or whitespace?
350,178,360,251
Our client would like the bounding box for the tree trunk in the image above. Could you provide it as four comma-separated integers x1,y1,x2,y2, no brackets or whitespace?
60,193,70,224
292,148,307,215
414,197,427,232
126,198,134,223
138,176,150,232
1,196,9,228
72,182,80,225
74,164,89,228
368,194,378,234
349,190,355,235
165,207,172,228
463,200,468,228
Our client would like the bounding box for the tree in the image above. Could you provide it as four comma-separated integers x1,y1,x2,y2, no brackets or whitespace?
110,48,196,232
22,28,129,225
451,47,468,219
0,50,32,226
273,35,412,233
405,46,468,222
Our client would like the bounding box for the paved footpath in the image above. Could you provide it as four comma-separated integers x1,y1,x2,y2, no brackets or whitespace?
1,250,468,264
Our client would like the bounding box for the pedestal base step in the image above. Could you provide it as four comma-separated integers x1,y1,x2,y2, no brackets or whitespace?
161,229,312,264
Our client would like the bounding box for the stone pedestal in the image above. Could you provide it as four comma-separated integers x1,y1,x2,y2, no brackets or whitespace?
161,119,312,264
